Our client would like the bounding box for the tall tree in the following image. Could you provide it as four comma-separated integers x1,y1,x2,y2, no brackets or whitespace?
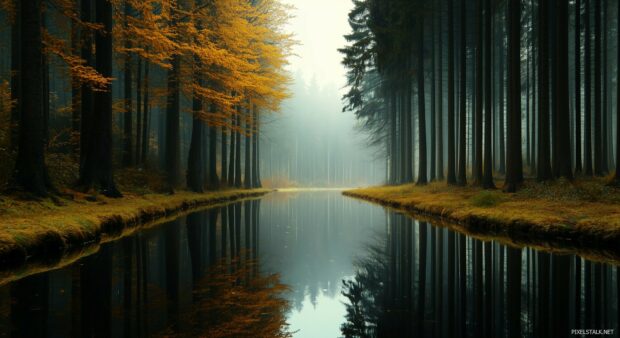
482,0,494,189
503,0,522,192
13,0,52,195
122,2,133,167
79,0,121,197
457,0,467,186
436,0,444,181
584,0,593,175
555,0,572,179
446,0,457,185
612,0,620,186
417,16,428,185
473,0,483,185
593,0,602,175
537,0,552,181
574,0,582,174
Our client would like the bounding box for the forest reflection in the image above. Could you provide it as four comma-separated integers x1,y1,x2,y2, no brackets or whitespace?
0,200,291,338
341,212,620,338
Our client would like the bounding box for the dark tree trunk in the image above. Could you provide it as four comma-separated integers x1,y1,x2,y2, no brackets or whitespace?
9,1,21,152
165,53,181,191
417,19,427,185
244,114,252,188
207,105,219,190
504,0,522,192
71,11,80,156
228,115,236,186
13,0,52,195
187,92,204,192
498,10,506,175
482,0,494,189
122,3,133,167
584,0,593,175
221,127,228,184
447,0,456,185
251,106,261,188
593,0,602,175
142,61,149,165
613,0,620,184
537,0,552,181
556,0,573,179
600,1,609,174
430,17,437,182
575,0,582,174
473,0,483,185
136,58,143,165
79,0,93,183
457,0,467,186
234,113,242,187
437,0,444,181
80,0,121,197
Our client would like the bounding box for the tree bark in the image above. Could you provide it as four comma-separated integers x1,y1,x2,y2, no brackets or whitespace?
447,0,456,185
80,0,121,197
473,0,483,185
13,0,52,195
556,0,573,179
122,3,133,167
457,0,467,186
593,0,602,175
584,0,593,175
417,19,427,185
575,0,582,174
141,61,149,165
165,53,181,191
537,0,552,181
504,0,523,192
482,0,494,189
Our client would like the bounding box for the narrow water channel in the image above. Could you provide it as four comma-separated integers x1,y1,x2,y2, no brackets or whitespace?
0,191,618,337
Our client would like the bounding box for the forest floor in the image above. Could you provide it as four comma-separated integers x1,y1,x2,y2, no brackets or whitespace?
0,187,270,273
344,177,620,261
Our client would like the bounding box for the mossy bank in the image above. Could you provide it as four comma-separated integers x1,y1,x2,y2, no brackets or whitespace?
0,189,270,270
344,179,620,261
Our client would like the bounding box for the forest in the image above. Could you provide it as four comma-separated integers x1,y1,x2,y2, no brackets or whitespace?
0,0,292,197
1,0,620,337
340,0,619,191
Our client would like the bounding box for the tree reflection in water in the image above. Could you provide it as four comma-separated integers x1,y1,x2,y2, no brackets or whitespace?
341,212,620,338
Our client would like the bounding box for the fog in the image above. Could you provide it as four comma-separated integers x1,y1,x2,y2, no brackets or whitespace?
260,0,385,188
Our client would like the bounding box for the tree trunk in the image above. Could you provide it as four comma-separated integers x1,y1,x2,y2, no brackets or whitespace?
228,114,236,186
79,0,121,197
556,0,573,179
13,0,52,195
207,107,220,190
457,0,467,186
584,0,593,175
417,19,427,185
251,105,261,188
575,0,582,174
613,0,620,185
537,0,552,181
165,53,181,191
122,3,133,167
142,61,149,165
504,0,522,192
234,113,242,187
593,0,602,175
187,100,204,193
473,0,483,185
244,114,252,188
136,58,143,165
447,0,456,185
482,0,494,189
9,1,21,153
221,126,228,184
437,0,444,181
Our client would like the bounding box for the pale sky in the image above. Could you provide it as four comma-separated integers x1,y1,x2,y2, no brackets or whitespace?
282,0,353,89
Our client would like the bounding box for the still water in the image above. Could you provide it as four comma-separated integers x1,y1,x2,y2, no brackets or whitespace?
0,191,618,337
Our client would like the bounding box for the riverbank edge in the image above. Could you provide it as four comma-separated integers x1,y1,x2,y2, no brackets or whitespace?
0,189,271,269
343,188,620,257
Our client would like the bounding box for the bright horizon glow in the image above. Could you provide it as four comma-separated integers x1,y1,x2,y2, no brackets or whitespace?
282,0,353,91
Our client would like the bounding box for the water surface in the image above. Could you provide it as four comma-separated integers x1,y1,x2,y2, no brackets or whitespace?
0,191,618,337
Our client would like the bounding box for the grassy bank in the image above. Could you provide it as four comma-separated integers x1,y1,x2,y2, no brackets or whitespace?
0,188,270,269
344,178,620,260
